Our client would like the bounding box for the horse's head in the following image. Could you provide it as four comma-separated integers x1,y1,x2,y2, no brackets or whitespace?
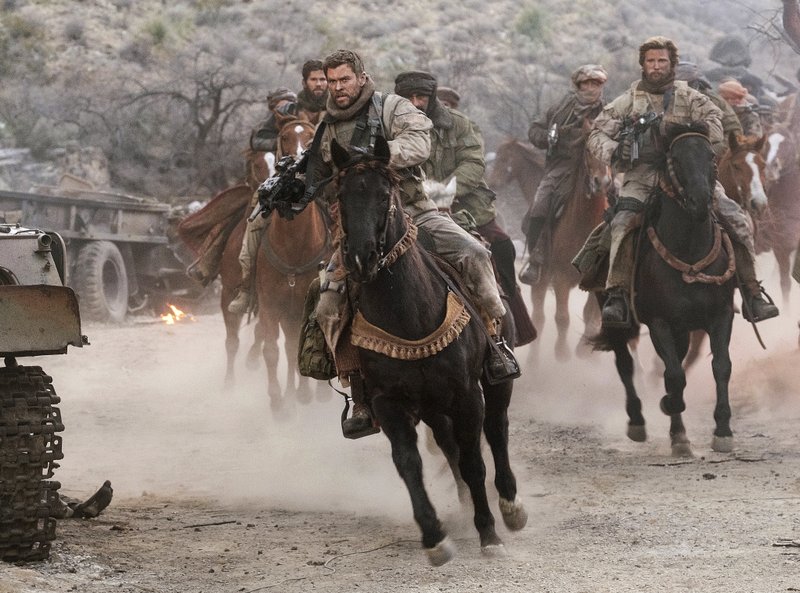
583,122,613,198
423,177,457,212
331,136,403,283
660,121,716,222
718,132,768,215
278,119,315,160
764,125,796,185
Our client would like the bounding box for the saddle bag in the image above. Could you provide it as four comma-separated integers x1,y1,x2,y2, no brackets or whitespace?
297,277,337,380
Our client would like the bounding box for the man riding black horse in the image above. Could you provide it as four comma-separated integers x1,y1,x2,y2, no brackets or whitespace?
586,36,778,327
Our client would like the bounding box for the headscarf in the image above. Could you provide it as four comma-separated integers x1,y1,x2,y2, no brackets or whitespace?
718,79,749,104
571,64,607,107
436,86,461,109
571,64,608,87
267,87,297,110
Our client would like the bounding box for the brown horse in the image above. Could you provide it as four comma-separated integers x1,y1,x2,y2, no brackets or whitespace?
490,136,610,361
487,138,546,203
181,119,330,410
717,133,768,217
762,123,800,304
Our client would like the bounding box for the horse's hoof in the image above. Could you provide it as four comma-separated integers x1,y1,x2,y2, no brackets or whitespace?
499,496,528,531
627,424,647,442
671,439,694,458
425,536,456,567
711,435,734,453
480,542,507,557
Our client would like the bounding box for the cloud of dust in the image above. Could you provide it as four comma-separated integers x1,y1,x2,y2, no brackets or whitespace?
50,260,800,521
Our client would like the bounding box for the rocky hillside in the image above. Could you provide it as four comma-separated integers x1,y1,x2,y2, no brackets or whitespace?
0,0,795,198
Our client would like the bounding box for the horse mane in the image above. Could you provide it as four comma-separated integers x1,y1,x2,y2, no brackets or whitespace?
662,121,709,145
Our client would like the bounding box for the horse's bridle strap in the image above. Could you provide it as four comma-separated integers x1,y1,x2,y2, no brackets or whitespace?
646,223,736,285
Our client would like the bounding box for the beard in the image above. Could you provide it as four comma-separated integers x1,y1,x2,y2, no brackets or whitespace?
645,69,671,84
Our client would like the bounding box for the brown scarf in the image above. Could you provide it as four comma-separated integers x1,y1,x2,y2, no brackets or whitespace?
325,76,376,122
637,72,675,95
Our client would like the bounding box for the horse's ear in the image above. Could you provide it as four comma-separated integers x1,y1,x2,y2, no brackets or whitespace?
331,139,350,170
374,135,391,162
754,133,767,153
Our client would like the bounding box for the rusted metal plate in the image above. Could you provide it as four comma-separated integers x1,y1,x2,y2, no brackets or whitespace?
0,285,83,356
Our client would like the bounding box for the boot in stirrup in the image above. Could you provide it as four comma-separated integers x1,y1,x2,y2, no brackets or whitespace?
601,288,631,328
742,284,779,323
484,336,521,385
228,286,253,314
341,376,380,439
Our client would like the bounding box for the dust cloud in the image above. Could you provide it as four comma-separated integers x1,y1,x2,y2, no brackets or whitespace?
36,252,800,522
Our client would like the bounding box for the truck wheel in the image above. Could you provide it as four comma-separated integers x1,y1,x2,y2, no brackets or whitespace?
74,241,129,322
0,364,64,562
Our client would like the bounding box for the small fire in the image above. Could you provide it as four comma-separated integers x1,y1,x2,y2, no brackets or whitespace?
160,304,194,325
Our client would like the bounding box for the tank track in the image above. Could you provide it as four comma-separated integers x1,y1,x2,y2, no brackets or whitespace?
0,364,64,562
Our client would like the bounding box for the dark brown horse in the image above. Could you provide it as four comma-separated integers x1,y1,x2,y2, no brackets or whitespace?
331,136,526,565
594,123,736,457
490,135,610,361
762,123,800,304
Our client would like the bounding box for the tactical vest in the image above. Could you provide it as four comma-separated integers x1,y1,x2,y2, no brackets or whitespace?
629,80,695,163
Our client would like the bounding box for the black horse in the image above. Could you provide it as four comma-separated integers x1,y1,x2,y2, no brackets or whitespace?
330,136,526,565
595,122,736,457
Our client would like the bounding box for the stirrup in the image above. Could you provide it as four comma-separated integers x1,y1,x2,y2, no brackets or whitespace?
340,399,380,439
742,285,779,323
484,337,521,385
601,289,631,329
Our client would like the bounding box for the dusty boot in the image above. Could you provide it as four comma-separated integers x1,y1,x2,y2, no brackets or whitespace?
485,336,521,384
742,284,779,323
601,287,631,328
733,241,779,322
69,480,114,519
342,375,379,439
227,285,253,314
518,258,541,285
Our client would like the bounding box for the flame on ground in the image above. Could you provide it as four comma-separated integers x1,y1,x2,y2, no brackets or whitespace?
160,304,195,325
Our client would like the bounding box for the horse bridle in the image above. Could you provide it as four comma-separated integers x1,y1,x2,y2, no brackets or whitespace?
659,131,715,207
335,161,418,271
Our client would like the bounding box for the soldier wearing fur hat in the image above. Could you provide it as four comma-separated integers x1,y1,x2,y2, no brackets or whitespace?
394,71,529,344
587,36,778,326
306,51,519,438
520,63,608,286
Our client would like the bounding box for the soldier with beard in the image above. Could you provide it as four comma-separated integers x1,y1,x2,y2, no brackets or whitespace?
229,60,329,315
520,64,608,285
587,36,778,327
249,60,328,154
305,50,519,438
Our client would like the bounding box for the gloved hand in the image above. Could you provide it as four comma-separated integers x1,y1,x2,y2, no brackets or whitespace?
612,136,633,164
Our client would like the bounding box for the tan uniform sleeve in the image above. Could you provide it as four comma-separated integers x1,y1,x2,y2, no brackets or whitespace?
383,94,432,168
587,94,630,166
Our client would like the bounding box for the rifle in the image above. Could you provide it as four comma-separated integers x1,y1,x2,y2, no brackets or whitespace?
618,111,662,164
248,151,310,222
546,123,559,157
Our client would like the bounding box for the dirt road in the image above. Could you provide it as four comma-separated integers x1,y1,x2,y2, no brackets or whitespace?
2,270,800,593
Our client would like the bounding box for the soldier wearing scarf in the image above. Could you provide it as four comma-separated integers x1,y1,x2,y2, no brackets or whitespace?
520,64,607,285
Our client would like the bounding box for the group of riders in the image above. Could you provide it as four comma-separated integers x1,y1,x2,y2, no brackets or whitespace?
217,35,784,439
